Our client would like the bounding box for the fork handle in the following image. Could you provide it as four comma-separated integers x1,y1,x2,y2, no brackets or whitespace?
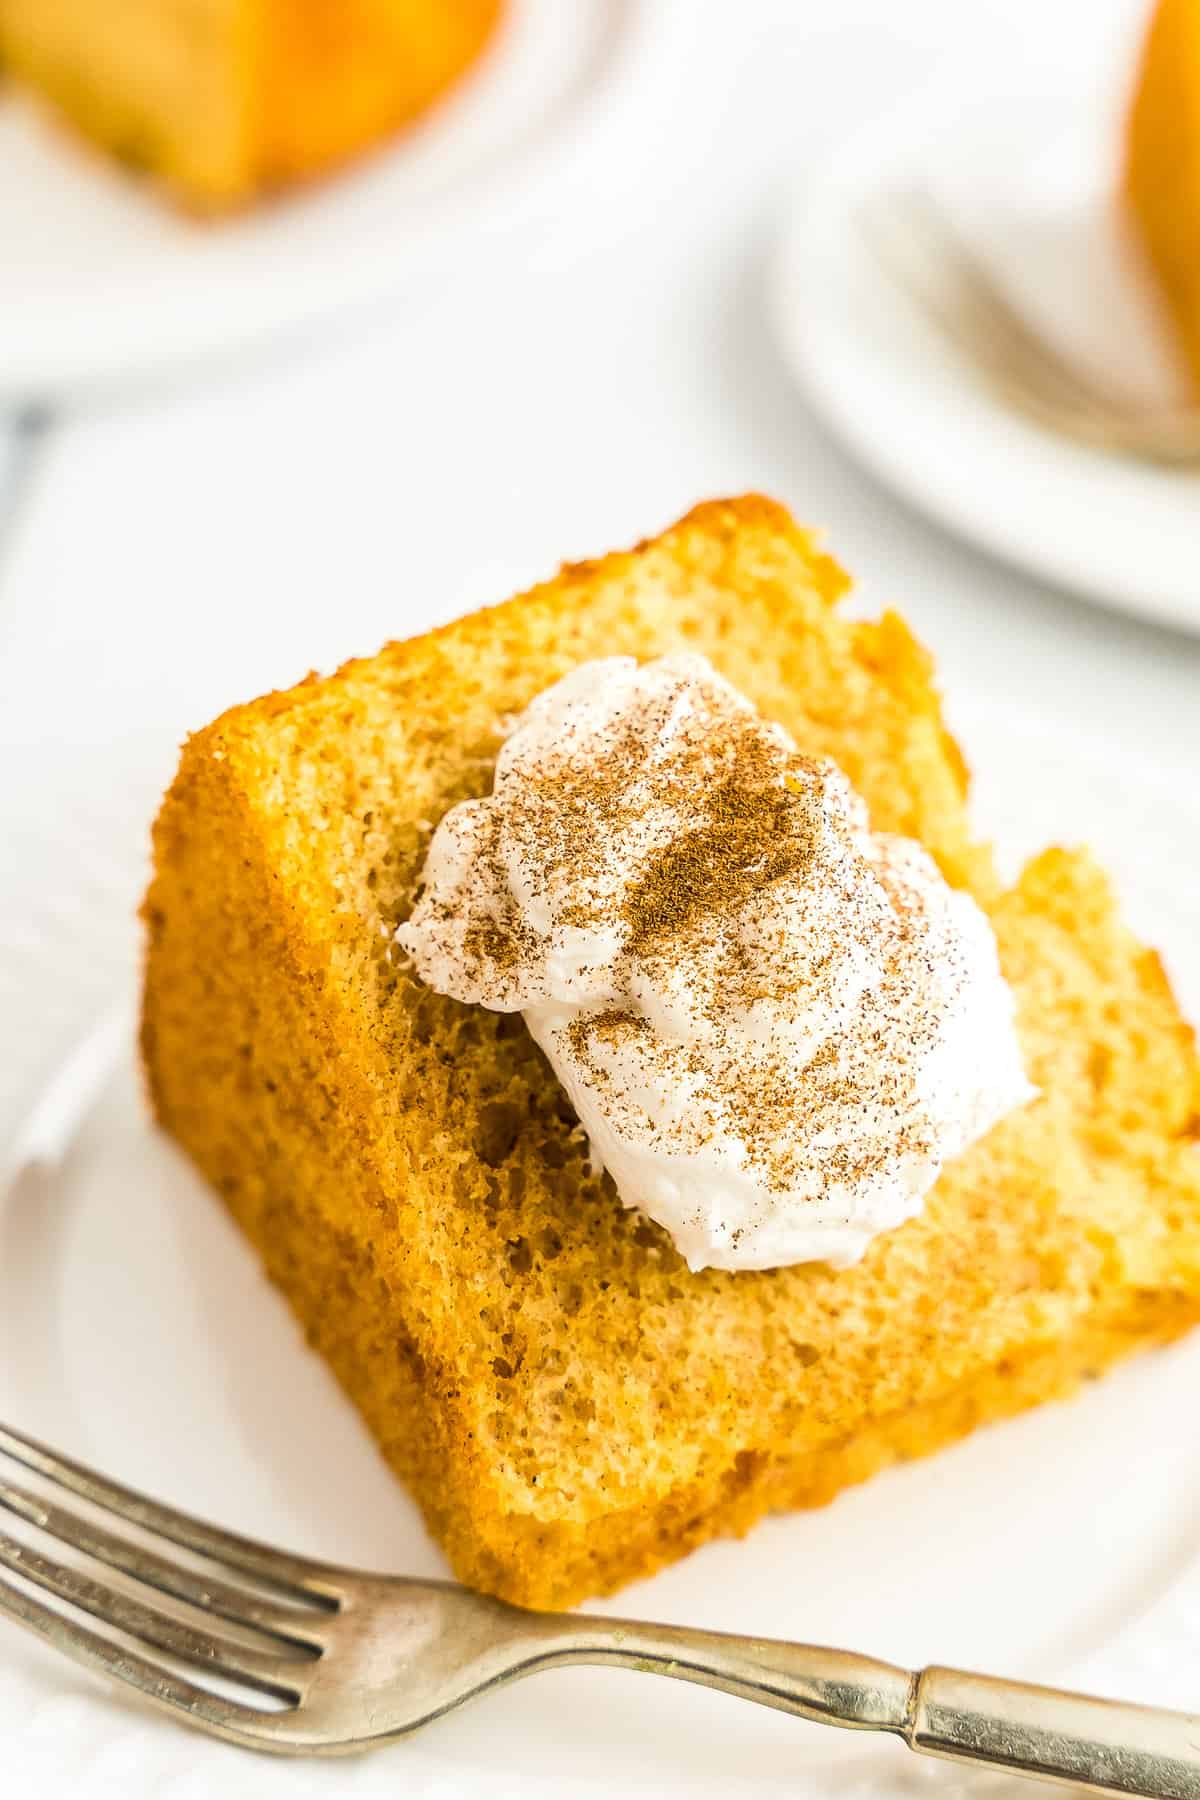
907,1666,1200,1798
548,1620,1200,1796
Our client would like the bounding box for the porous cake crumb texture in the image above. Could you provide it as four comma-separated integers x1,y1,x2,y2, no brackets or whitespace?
141,497,1200,1608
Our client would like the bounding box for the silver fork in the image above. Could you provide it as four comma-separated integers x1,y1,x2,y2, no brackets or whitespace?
1,1421,1199,1794
859,186,1200,467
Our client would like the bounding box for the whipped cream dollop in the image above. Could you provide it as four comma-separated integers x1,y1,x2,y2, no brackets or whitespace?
397,655,1034,1272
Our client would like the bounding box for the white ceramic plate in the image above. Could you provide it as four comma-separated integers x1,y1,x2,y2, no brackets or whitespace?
2,696,1199,1800
770,85,1200,637
0,0,669,399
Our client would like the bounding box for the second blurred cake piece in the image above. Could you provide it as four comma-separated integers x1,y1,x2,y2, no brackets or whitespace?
0,0,504,211
1126,0,1200,395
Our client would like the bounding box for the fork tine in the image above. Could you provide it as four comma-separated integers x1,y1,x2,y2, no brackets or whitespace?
862,189,1200,461
0,1476,322,1650
0,1530,306,1700
894,189,1122,417
0,1571,281,1750
860,189,1118,425
0,1422,338,1607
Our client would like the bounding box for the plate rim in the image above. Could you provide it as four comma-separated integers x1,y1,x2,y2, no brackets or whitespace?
768,80,1200,639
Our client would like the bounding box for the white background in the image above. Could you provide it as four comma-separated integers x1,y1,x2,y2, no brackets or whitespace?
1,0,1198,1793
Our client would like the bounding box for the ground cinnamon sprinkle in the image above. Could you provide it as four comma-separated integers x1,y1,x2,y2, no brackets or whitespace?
450,661,936,1200
399,652,1020,1243
463,917,520,974
623,741,821,955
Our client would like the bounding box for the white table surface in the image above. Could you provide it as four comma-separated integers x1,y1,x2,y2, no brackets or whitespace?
0,3,1198,1786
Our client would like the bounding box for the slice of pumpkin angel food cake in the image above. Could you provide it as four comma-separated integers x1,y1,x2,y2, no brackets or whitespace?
141,496,1200,1609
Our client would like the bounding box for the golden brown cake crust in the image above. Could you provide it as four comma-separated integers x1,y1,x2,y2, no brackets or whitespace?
141,496,1200,1607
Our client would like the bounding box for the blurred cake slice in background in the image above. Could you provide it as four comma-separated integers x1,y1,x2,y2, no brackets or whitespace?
1126,0,1200,394
0,0,504,211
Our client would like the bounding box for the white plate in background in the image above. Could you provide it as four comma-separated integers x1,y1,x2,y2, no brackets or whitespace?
0,0,672,399
770,84,1200,636
1,696,1199,1799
